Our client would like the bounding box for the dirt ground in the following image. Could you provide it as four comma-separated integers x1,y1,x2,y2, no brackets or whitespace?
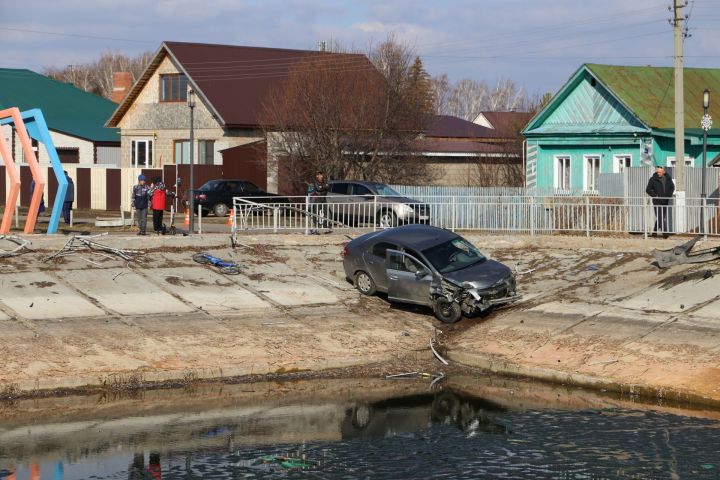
1,232,720,407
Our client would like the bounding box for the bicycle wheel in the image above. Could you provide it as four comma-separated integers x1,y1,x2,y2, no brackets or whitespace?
220,265,241,275
193,253,212,265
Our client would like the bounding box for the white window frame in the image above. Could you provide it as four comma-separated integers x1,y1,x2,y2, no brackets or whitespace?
666,156,693,167
613,154,632,173
554,155,571,190
131,138,153,167
583,155,601,192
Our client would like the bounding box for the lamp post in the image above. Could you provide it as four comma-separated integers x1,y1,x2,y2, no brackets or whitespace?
701,89,711,234
188,89,195,234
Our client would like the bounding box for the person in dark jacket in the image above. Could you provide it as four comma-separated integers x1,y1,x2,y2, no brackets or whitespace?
645,165,675,237
132,174,150,235
29,179,45,215
148,176,171,234
309,171,330,234
62,171,74,224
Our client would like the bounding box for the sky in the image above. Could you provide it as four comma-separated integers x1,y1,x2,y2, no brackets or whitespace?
1,0,720,97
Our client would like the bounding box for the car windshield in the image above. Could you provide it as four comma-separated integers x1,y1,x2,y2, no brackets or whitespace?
373,184,402,197
422,238,486,274
199,180,223,191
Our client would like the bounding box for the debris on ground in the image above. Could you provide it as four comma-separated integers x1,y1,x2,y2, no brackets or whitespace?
192,252,242,275
260,455,316,469
0,235,32,258
652,234,720,268
430,338,449,365
43,233,143,263
586,264,600,271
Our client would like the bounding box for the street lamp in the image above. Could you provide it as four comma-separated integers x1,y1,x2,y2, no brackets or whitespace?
700,89,712,234
188,89,195,234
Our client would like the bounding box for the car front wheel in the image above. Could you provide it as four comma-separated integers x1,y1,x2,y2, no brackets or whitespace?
377,210,397,228
354,271,376,296
432,297,462,323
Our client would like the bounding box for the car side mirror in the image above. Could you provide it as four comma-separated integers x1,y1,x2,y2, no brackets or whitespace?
415,269,428,279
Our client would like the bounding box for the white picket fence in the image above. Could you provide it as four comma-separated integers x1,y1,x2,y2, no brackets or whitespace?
231,195,720,238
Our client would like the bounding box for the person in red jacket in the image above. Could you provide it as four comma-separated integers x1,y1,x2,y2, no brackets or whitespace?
149,176,171,235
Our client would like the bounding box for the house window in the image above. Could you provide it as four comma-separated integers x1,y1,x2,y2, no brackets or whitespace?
666,156,693,167
613,154,631,173
174,140,215,164
131,139,153,167
584,155,600,192
555,156,571,190
198,140,215,165
160,74,188,102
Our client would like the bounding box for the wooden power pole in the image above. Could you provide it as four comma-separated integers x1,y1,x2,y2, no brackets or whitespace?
674,0,685,189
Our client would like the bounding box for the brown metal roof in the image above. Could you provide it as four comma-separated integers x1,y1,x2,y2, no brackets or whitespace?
426,115,505,139
477,111,533,137
416,138,511,155
107,41,375,128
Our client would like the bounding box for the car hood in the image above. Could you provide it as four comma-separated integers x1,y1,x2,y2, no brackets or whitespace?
376,196,423,205
442,259,512,289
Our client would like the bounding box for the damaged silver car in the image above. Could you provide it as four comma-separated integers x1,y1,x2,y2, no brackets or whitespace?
342,225,519,323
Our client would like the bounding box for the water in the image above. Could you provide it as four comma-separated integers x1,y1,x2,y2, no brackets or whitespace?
1,380,719,479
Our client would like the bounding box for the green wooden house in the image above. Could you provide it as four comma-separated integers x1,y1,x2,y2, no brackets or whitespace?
523,64,720,193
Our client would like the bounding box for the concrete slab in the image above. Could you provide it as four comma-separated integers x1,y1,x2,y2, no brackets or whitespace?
143,267,270,314
0,272,105,320
247,275,338,306
618,275,720,313
56,269,194,316
690,300,720,319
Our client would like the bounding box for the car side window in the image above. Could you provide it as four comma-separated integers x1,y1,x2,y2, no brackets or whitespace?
241,182,260,194
371,242,395,258
224,182,240,192
351,184,372,196
388,251,423,273
330,183,349,194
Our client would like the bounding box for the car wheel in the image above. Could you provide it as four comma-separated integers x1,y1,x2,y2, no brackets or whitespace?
432,297,462,323
377,210,397,228
213,203,229,217
354,271,376,296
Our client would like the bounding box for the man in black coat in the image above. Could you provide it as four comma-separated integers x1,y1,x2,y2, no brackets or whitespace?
645,165,675,237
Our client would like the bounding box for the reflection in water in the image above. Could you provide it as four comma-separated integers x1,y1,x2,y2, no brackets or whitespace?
1,389,719,479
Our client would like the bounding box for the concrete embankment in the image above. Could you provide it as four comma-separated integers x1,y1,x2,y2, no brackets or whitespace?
1,232,720,407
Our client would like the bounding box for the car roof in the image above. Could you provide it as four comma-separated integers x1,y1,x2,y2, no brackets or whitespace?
362,225,458,250
329,180,381,187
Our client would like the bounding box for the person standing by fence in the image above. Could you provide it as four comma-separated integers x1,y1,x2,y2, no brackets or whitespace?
132,174,150,235
646,165,675,238
62,171,74,225
309,171,330,235
149,176,171,235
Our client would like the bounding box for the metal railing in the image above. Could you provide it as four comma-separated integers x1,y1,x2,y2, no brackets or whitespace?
230,195,719,239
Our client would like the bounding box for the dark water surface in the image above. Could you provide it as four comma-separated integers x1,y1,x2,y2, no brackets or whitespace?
1,383,719,479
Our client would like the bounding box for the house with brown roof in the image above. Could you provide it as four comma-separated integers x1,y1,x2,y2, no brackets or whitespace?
106,41,373,192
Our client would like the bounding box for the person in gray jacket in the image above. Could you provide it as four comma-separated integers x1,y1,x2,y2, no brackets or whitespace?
62,171,74,224
132,174,150,235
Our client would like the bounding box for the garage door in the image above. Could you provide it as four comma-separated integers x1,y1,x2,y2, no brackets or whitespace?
57,147,80,163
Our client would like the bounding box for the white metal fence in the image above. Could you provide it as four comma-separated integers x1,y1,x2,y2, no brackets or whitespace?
231,194,720,238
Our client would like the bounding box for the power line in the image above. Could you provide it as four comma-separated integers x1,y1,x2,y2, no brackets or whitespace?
0,26,154,44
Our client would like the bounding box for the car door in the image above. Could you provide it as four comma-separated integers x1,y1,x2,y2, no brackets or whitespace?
328,182,350,222
386,249,433,306
362,241,396,292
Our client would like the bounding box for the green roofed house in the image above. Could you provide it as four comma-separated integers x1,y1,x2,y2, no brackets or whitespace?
0,68,120,165
523,64,720,193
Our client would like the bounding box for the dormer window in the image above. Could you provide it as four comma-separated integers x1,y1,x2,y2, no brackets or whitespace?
160,74,188,102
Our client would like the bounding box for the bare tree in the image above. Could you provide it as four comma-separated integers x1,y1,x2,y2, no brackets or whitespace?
44,51,153,99
432,75,529,119
264,37,435,194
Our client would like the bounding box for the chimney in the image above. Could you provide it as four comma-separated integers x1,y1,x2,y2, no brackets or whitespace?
111,72,133,103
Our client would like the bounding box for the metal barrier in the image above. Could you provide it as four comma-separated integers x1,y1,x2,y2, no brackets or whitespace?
230,195,720,241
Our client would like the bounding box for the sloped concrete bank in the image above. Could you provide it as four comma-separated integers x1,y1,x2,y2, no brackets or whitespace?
1,232,720,407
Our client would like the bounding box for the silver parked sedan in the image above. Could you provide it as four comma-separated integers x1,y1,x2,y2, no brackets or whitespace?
342,225,519,323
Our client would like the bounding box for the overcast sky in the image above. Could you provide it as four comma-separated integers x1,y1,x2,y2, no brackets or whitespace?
2,0,719,96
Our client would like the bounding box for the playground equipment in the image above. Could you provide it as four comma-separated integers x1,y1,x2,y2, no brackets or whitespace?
0,108,65,234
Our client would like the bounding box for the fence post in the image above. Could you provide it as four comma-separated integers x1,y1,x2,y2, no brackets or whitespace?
273,207,279,233
15,205,19,229
702,196,708,240
451,196,457,232
529,196,535,236
585,196,590,238
197,203,202,234
373,195,377,232
643,197,648,240
305,196,309,235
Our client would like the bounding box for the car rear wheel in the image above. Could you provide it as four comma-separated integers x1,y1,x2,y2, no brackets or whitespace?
432,297,462,323
354,271,376,296
377,210,397,228
213,203,229,217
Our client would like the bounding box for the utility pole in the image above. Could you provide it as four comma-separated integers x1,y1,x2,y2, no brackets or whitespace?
673,0,687,230
188,89,196,234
